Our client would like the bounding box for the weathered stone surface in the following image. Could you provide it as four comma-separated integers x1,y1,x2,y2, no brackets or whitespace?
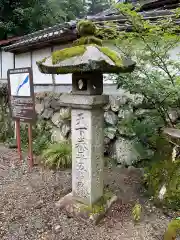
109,95,127,112
104,137,111,146
104,111,118,125
51,112,61,127
111,138,140,165
59,108,71,120
55,192,117,225
61,122,71,138
50,99,61,111
41,108,54,120
104,127,117,140
37,45,135,74
103,103,110,112
109,95,121,112
104,137,111,153
130,94,144,107
35,102,44,115
118,107,133,119
51,127,66,142
44,96,52,108
71,108,104,206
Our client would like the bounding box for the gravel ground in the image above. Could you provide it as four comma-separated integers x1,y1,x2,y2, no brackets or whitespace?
0,145,174,240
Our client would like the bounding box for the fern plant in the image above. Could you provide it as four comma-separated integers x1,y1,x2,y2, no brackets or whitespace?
42,141,72,169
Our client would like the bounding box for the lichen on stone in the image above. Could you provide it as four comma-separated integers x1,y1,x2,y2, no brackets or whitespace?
97,46,122,67
52,45,86,65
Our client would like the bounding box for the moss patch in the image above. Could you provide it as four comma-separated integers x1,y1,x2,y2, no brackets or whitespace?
52,46,86,65
77,20,96,36
164,219,180,240
97,46,122,67
80,190,114,215
73,36,102,46
144,159,180,210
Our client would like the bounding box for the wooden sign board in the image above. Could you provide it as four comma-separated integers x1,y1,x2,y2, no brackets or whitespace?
7,67,36,122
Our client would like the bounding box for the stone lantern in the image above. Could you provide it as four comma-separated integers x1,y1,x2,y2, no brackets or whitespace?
37,20,135,223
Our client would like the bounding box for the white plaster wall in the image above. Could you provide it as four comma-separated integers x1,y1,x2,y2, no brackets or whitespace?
15,52,31,68
32,48,53,84
0,50,2,78
1,51,14,79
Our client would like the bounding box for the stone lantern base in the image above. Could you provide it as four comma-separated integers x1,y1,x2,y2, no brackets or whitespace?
55,192,117,225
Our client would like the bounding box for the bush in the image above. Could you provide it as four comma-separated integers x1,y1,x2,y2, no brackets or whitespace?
41,141,72,169
144,159,180,211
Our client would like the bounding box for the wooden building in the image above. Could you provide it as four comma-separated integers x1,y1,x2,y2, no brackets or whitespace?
1,0,179,93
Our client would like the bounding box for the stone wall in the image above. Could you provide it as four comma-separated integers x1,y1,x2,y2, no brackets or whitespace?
35,91,152,166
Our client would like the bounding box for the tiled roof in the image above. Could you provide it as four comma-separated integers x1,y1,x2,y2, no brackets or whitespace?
3,0,180,53
0,37,21,47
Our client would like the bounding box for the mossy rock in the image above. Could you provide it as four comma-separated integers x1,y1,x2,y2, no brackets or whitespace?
144,159,180,210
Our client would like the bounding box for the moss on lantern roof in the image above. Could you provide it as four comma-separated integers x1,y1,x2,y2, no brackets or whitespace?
49,44,123,67
73,36,102,46
52,45,86,65
36,20,136,74
97,46,122,67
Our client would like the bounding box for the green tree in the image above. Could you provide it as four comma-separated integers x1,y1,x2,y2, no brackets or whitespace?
51,0,86,21
0,0,87,40
113,4,180,152
114,4,180,125
0,0,59,39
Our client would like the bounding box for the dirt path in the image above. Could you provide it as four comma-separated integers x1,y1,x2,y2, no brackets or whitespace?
0,145,172,240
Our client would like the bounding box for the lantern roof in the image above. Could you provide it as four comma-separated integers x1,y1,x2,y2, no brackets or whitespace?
37,20,135,74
